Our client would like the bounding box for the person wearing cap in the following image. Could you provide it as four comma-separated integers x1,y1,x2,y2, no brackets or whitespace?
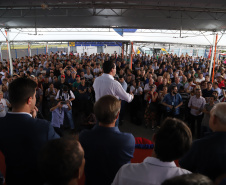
217,75,225,89
55,75,70,91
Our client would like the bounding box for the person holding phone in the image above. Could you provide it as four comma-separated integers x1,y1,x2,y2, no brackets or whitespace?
55,85,75,130
50,100,71,136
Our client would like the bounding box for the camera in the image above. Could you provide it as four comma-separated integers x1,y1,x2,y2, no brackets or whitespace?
61,101,67,105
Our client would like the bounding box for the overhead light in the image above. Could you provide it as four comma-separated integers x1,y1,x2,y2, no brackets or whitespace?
111,26,119,28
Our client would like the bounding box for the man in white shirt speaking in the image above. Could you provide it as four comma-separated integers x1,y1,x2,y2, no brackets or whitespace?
93,61,134,126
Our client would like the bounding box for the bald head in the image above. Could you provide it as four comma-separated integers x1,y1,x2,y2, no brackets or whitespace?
211,103,226,125
209,103,226,132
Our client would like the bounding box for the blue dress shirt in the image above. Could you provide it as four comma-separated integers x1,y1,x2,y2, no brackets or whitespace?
163,93,183,115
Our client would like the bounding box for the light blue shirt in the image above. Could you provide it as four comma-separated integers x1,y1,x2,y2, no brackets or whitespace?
120,80,128,92
51,108,64,128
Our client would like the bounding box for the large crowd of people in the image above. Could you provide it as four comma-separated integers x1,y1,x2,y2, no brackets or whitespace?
1,51,226,133
0,50,226,185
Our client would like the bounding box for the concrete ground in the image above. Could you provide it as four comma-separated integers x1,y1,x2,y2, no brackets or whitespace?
118,112,157,141
118,120,155,141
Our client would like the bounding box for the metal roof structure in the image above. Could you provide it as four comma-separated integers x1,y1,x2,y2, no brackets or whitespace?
1,0,226,31
0,1,226,47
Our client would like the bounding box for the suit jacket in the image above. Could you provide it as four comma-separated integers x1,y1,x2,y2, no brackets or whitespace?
79,125,135,185
0,113,59,185
179,132,226,180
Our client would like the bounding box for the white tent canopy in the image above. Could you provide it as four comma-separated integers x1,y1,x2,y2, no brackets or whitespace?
0,28,226,47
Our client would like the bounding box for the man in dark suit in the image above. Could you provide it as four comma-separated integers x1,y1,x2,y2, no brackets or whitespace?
180,102,226,180
0,78,59,185
79,95,135,185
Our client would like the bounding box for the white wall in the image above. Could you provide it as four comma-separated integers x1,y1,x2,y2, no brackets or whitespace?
76,46,97,56
103,46,121,55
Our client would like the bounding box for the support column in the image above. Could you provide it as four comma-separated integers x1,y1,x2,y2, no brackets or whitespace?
28,42,31,57
121,42,124,60
5,29,13,75
178,48,182,56
0,43,2,62
46,42,48,54
211,34,218,83
125,43,128,61
15,49,17,59
209,33,217,78
68,42,70,55
129,41,133,70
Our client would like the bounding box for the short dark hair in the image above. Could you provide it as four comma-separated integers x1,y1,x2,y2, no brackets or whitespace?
213,82,219,86
154,118,192,162
119,75,124,79
94,95,121,125
171,85,177,91
9,77,37,108
38,138,84,185
62,85,68,92
180,86,185,91
213,90,219,95
162,174,213,185
103,60,115,74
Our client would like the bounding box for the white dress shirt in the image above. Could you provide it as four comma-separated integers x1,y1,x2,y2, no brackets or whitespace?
93,73,133,102
8,112,32,117
112,157,191,185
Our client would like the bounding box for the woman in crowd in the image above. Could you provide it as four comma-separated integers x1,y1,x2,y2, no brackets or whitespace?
144,84,158,130
0,91,10,117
